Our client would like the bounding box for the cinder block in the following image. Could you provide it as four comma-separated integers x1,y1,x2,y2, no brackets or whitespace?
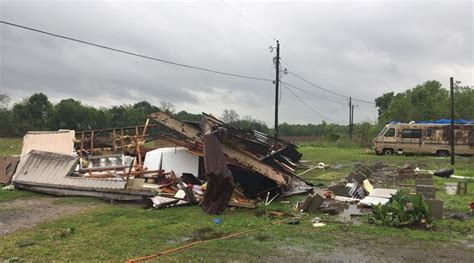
426,199,443,219
299,193,325,212
416,185,436,193
353,172,367,183
416,178,433,186
328,184,349,197
308,193,324,212
346,173,355,183
417,173,433,179
420,192,436,199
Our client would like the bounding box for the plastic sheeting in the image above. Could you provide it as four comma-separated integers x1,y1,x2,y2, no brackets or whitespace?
143,147,199,177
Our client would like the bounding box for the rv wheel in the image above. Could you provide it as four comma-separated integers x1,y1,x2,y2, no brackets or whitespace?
383,148,394,155
436,150,449,157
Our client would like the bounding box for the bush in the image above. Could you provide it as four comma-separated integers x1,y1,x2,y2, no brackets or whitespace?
371,191,433,228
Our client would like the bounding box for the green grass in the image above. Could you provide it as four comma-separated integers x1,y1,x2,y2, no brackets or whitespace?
0,189,40,202
1,141,473,261
2,200,470,262
0,138,22,156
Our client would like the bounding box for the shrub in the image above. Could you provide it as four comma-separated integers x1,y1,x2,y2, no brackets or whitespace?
371,191,433,228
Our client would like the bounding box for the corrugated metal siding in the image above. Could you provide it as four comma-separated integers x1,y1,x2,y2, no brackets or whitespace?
13,150,126,190
21,130,75,156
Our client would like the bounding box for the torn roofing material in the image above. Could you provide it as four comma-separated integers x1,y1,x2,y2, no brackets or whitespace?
12,150,151,200
201,128,234,214
21,130,75,156
149,111,300,186
0,156,19,185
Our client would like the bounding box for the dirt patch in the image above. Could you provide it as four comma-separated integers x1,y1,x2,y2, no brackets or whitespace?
0,197,96,235
265,234,474,262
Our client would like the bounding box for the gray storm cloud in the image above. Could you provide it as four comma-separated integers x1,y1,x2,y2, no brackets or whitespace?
0,0,472,125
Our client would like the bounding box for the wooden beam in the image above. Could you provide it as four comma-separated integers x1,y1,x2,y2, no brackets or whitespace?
149,112,289,185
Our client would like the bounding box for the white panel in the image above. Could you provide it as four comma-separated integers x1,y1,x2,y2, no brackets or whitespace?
359,196,390,207
369,188,398,198
21,130,75,156
143,149,163,171
160,147,199,177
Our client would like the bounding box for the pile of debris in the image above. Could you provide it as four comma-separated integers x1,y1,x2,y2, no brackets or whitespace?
1,112,312,215
297,163,444,221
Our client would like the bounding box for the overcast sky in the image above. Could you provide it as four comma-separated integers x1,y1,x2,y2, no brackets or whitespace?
0,0,472,125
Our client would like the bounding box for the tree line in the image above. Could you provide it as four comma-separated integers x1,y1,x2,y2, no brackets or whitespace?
375,80,474,123
1,79,472,147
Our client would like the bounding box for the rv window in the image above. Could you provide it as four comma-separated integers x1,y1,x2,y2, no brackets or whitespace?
384,128,395,137
402,129,422,139
378,127,388,136
425,129,432,137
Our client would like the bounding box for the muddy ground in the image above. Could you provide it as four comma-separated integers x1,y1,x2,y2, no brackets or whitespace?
265,232,474,263
0,197,94,235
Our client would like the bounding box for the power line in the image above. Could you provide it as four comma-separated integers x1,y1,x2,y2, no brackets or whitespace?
287,70,376,105
0,20,272,82
281,60,348,105
220,2,377,108
280,81,336,123
218,3,378,105
221,2,305,66
280,81,347,107
221,1,276,41
287,70,348,98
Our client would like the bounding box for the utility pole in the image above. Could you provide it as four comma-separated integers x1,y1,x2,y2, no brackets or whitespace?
450,77,455,165
274,40,280,138
349,97,353,139
351,104,355,135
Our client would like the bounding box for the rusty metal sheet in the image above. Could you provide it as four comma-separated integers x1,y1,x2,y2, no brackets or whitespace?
21,130,75,156
201,128,234,214
0,156,19,185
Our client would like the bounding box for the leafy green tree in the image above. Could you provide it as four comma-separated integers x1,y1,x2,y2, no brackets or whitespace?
377,80,461,123
454,82,474,119
175,110,202,122
237,115,269,133
408,80,448,120
107,105,146,127
49,99,110,131
133,101,160,116
0,94,19,136
0,94,9,109
324,124,341,142
12,93,53,134
375,91,394,117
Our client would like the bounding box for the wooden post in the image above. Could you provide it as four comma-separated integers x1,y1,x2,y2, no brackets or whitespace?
450,77,455,165
80,132,84,157
90,130,95,155
120,128,124,153
112,129,116,153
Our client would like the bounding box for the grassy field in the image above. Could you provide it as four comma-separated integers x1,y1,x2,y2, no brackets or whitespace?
1,139,473,261
0,138,22,156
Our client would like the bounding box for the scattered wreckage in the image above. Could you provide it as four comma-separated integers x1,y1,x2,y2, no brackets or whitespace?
1,112,449,221
2,112,310,214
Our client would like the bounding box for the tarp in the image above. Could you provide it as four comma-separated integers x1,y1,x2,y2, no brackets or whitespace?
390,119,474,125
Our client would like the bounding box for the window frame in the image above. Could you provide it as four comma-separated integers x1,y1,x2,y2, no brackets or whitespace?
384,128,395,137
402,129,422,139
